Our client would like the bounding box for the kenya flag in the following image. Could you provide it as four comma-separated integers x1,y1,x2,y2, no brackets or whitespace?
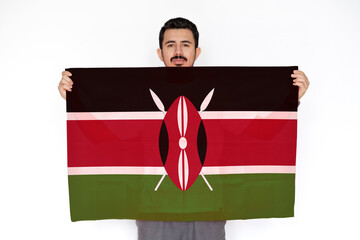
66,67,298,221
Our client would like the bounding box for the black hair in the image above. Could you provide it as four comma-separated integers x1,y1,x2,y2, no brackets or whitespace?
159,17,199,49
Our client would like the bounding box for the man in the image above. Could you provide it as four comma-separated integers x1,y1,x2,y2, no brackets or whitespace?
59,17,309,240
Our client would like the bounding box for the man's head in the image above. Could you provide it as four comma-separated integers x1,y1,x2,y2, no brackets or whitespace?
157,17,201,67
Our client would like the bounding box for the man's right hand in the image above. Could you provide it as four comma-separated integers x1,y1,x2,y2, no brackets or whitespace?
58,70,73,100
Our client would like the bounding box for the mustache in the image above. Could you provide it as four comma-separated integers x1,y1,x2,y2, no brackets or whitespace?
171,55,187,62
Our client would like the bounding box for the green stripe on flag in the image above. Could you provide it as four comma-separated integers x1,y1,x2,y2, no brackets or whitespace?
68,174,295,221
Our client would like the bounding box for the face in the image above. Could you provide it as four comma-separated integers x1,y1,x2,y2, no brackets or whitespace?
157,29,201,67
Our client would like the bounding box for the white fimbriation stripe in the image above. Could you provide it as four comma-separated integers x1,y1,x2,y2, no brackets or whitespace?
68,166,295,175
67,112,165,120
202,166,296,174
68,166,166,175
67,111,297,120
201,111,297,120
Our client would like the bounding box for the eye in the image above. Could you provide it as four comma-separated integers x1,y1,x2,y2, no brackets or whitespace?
167,44,174,48
182,43,190,47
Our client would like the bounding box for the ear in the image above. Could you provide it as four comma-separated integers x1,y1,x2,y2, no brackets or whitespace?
157,48,164,62
195,47,201,60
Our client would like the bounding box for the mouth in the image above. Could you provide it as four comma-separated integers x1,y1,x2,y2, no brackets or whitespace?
173,59,185,66
171,56,187,66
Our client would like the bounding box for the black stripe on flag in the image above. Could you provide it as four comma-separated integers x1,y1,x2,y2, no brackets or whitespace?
66,66,298,112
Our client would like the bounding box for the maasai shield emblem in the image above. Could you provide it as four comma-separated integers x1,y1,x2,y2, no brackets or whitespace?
150,89,215,191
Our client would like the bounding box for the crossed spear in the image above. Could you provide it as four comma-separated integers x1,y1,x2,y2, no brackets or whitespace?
149,88,215,192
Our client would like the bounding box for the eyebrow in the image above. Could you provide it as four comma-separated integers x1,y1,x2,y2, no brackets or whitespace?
164,40,193,45
181,40,192,44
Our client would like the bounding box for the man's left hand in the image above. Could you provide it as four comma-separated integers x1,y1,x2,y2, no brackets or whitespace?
291,70,309,101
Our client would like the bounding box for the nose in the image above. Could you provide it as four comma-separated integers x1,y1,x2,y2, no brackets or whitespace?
175,44,182,55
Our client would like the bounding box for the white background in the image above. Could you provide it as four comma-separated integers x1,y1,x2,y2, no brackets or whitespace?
1,0,359,239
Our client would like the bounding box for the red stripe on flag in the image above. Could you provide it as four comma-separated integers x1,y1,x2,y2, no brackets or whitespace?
67,120,164,167
67,119,296,167
202,119,297,166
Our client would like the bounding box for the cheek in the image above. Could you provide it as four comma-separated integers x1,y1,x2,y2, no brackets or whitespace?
184,49,196,58
163,52,173,61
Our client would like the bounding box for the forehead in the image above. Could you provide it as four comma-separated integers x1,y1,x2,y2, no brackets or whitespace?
163,29,195,43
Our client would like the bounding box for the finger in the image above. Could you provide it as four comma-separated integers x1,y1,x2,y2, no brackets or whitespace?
292,76,306,82
291,73,306,79
62,75,73,85
293,82,306,89
59,82,72,91
59,79,72,89
292,76,308,84
293,70,304,74
294,80,309,89
294,81,309,90
293,77,309,85
295,78,309,87
62,70,72,77
293,70,308,80
293,78,306,83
